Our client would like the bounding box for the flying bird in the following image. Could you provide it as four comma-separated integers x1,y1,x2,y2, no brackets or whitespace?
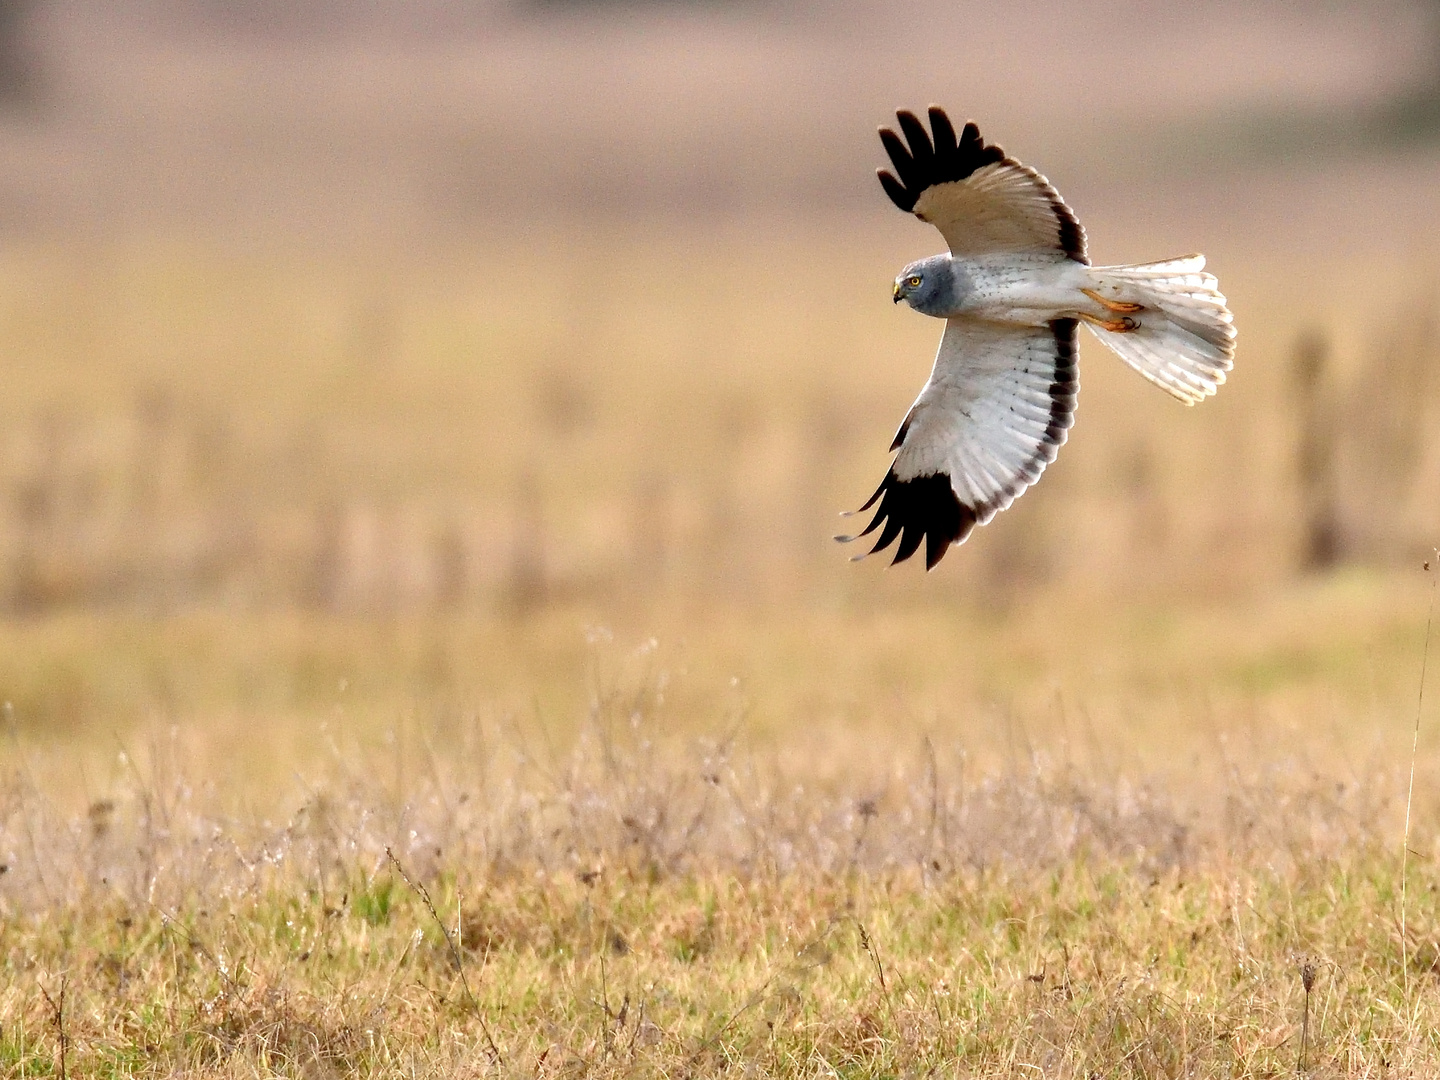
839,107,1235,569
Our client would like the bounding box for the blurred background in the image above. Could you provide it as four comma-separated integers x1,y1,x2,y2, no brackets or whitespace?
0,0,1438,770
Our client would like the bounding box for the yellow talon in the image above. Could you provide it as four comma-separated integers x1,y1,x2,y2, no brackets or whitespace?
1082,288,1143,314
1078,311,1139,333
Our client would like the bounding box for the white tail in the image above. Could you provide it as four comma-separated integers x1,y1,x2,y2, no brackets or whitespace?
1084,255,1235,405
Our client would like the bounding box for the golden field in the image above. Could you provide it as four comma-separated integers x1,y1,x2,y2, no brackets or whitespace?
4,4,1440,1070
0,224,1437,1074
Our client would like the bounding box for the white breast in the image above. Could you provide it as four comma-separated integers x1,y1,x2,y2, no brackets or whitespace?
959,255,1089,327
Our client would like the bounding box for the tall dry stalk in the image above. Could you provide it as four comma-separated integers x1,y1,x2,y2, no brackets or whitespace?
1298,960,1315,1075
1401,552,1438,999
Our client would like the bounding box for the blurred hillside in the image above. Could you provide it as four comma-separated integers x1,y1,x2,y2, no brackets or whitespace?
0,1,1436,631
0,0,1438,246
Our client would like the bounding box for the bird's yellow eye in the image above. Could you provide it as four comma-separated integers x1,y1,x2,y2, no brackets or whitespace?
907,276,922,287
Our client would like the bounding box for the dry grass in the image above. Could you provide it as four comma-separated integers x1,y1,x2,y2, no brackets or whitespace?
3,643,1440,1077
0,232,1438,1075
4,14,1440,1071
6,862,1440,1076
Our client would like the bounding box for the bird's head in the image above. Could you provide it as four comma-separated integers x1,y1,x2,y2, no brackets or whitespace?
892,255,959,316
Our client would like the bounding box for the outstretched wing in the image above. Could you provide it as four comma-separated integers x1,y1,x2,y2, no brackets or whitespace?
878,107,1087,264
839,318,1078,569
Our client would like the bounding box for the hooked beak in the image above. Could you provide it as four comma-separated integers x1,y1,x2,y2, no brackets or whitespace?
892,280,903,303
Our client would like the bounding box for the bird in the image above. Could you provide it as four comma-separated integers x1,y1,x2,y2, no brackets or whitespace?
838,107,1235,570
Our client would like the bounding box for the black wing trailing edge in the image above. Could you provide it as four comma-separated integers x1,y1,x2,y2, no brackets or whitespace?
838,319,1079,570
877,106,1086,263
1041,317,1081,466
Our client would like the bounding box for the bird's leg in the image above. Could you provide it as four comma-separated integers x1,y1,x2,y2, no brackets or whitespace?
1082,288,1143,314
1078,311,1139,333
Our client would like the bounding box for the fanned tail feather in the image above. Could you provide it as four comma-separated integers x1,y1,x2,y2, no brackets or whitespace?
1085,255,1235,405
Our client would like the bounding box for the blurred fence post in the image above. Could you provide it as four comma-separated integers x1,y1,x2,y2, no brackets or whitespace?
1291,329,1340,571
306,501,345,611
431,517,469,611
504,469,546,614
8,410,74,611
0,0,37,108
8,475,46,612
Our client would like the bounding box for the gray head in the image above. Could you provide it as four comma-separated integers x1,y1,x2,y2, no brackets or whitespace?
892,254,966,317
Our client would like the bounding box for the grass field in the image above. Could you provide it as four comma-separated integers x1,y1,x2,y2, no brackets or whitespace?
1,232,1439,1075
4,616,1440,1076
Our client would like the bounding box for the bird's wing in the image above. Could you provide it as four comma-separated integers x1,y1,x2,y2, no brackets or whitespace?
840,317,1078,569
878,107,1087,263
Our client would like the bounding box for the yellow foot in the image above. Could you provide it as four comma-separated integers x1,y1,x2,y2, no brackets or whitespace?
1082,288,1143,314
1078,311,1139,333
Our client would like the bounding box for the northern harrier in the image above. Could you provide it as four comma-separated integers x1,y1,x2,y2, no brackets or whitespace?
839,107,1235,569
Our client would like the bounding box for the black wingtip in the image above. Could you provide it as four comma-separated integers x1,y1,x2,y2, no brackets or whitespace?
878,127,917,188
926,106,957,160
924,533,947,571
895,111,934,167
888,411,913,453
878,169,914,213
876,106,1006,218
892,522,925,565
843,471,977,569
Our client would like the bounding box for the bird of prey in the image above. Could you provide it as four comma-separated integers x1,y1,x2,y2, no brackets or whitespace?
839,107,1235,569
